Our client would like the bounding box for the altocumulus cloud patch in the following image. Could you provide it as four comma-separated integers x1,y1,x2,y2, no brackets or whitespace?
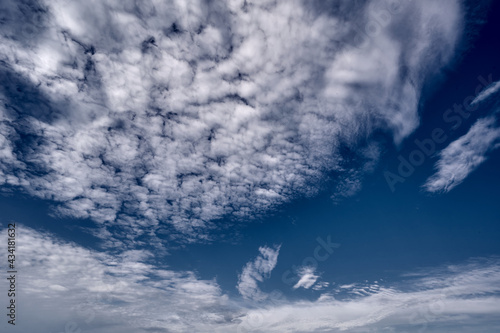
0,0,465,244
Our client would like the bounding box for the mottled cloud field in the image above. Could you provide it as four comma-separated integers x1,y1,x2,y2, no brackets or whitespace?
0,0,464,245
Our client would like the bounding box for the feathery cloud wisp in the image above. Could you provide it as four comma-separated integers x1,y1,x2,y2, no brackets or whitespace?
471,80,500,105
424,116,500,192
237,244,281,301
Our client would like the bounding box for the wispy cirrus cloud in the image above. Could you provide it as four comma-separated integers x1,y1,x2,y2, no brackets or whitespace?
0,0,467,244
2,225,500,333
237,244,281,301
424,115,500,192
471,79,500,105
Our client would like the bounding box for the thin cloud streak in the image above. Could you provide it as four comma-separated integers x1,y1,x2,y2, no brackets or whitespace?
424,116,500,192
471,80,500,105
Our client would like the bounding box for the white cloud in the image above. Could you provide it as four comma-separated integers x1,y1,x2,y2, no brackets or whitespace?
235,259,500,333
0,225,233,333
0,0,466,243
293,266,320,290
2,226,500,333
312,281,330,291
424,116,500,192
471,80,500,105
237,245,281,301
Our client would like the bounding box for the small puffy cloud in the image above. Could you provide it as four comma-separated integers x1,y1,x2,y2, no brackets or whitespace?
424,116,500,192
293,266,320,290
237,245,281,301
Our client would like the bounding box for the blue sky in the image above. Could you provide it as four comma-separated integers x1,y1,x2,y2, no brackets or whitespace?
1,0,500,332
